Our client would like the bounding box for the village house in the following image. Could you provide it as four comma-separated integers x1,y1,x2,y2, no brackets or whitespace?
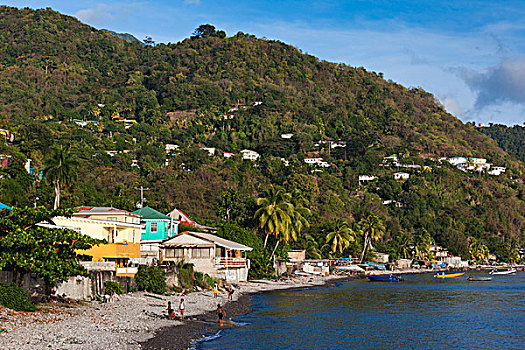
133,207,178,263
0,154,12,168
304,158,330,167
200,147,216,156
223,151,235,158
393,172,410,180
448,156,468,166
165,144,179,154
281,133,294,139
160,231,252,282
488,166,506,176
240,149,260,161
50,207,143,276
359,175,377,183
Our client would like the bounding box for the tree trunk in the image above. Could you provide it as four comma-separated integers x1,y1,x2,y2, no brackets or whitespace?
359,235,369,263
270,240,280,260
263,233,270,249
53,180,60,209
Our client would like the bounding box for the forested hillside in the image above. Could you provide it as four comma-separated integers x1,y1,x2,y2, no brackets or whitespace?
0,6,523,262
478,124,525,163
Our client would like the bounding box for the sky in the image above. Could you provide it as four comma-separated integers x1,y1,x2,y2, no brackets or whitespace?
4,0,525,125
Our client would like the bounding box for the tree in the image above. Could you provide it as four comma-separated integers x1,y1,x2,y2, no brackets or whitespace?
254,185,292,253
326,219,355,255
191,24,226,39
45,146,78,209
0,207,104,291
358,214,385,263
468,237,489,264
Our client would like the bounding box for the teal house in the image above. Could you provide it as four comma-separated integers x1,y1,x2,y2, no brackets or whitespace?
133,206,179,263
134,206,177,241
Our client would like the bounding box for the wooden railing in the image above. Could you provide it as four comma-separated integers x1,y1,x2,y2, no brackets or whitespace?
214,257,248,267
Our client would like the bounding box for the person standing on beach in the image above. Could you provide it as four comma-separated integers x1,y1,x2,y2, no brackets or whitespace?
216,304,225,327
179,298,185,320
227,285,234,300
213,283,218,298
167,301,176,320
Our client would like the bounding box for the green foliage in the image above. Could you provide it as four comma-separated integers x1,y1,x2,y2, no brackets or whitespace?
0,283,37,311
135,266,167,294
104,280,123,295
0,207,104,285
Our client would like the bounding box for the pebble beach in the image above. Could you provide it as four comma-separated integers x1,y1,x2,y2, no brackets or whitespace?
0,275,346,350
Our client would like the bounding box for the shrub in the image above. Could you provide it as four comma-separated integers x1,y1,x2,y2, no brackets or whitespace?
135,266,167,294
104,281,123,295
0,283,37,312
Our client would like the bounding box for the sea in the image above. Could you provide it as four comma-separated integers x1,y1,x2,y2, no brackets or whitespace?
195,272,525,349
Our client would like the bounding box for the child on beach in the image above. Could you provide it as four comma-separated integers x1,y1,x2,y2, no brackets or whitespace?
213,283,218,298
216,304,225,327
179,298,185,320
167,301,176,320
227,285,234,300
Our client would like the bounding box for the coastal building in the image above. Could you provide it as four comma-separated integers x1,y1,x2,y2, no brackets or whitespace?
51,207,143,276
448,156,468,166
223,152,235,158
160,231,253,282
488,166,506,176
281,133,294,139
304,158,330,167
165,144,179,154
133,206,178,263
240,149,260,161
167,208,216,232
374,252,389,264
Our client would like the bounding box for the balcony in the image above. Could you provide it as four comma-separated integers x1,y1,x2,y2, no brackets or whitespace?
214,257,249,267
80,242,141,260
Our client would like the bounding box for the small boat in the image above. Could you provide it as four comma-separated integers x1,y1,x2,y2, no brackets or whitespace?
434,272,465,278
366,274,402,282
467,276,493,281
489,268,517,275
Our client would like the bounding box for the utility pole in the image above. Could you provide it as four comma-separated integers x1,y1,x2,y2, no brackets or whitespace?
134,186,150,208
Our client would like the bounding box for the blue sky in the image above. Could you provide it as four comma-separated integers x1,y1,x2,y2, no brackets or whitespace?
4,1,525,125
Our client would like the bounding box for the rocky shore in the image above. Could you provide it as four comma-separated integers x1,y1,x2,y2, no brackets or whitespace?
0,275,346,350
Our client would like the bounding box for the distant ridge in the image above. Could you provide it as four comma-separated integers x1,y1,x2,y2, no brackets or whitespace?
103,29,143,44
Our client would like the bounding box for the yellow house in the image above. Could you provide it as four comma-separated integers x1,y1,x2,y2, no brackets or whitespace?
52,207,143,277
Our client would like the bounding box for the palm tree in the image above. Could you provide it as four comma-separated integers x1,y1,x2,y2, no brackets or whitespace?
414,229,434,260
254,185,292,250
45,146,78,209
468,238,489,264
301,234,322,259
395,233,413,259
326,219,355,255
358,214,385,263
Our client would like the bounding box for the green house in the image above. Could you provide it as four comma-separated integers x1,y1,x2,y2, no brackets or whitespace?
133,206,178,241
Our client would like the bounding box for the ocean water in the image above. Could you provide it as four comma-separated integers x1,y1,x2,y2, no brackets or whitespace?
197,272,525,349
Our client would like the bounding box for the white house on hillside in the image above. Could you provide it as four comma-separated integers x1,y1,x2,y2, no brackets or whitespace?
448,156,468,166
359,175,377,182
240,149,260,161
393,172,410,180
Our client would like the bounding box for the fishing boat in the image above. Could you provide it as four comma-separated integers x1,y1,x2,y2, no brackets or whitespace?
489,268,517,275
434,272,465,278
366,274,402,282
467,276,493,281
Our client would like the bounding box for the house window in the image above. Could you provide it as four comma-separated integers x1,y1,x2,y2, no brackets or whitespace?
192,248,210,258
150,222,158,233
107,217,117,222
174,248,184,258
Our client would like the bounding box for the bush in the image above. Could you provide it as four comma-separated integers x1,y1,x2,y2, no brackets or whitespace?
0,283,37,312
104,281,123,295
135,266,167,294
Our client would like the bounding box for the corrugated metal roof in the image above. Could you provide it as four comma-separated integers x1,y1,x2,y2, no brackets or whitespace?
73,206,141,217
133,206,171,221
162,231,253,251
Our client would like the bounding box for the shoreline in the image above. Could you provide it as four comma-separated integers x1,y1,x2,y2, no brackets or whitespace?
0,275,348,350
140,275,350,350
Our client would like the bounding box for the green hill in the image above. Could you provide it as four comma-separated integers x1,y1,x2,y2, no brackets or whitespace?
0,6,523,261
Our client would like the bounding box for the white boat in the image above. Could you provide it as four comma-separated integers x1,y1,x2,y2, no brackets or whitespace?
489,268,517,275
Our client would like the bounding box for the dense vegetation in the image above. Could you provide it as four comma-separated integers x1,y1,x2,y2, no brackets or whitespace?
0,6,523,263
478,124,525,163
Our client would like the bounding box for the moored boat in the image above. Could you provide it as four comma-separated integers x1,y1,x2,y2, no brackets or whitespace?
489,268,517,275
366,274,402,282
434,272,465,278
467,276,493,281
